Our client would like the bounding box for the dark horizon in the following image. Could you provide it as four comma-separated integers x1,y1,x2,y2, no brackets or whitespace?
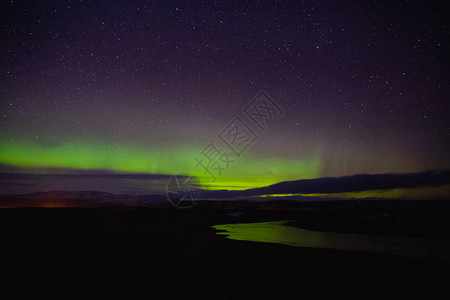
1,169,449,202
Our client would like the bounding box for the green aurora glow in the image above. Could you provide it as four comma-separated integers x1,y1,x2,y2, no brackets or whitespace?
0,137,322,190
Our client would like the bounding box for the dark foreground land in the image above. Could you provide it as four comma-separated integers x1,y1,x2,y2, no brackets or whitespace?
1,201,450,299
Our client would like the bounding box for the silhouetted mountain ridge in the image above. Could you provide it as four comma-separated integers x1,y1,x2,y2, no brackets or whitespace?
202,170,450,198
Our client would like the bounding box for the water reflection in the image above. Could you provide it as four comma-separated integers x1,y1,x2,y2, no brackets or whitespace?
213,221,450,261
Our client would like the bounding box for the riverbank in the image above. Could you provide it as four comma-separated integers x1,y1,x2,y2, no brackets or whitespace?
1,206,449,299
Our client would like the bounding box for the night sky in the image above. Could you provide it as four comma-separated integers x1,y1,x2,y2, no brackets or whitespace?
1,1,449,191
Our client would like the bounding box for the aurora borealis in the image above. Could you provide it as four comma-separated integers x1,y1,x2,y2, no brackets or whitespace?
1,1,449,195
0,136,322,190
